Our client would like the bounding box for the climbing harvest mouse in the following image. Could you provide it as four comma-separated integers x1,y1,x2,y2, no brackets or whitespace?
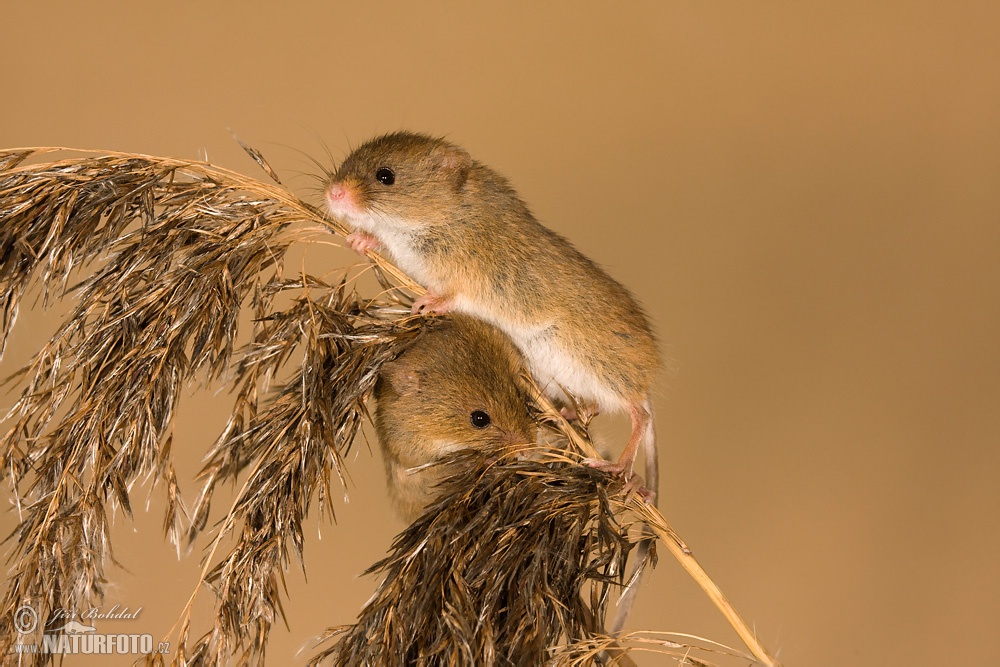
375,315,537,521
326,131,660,501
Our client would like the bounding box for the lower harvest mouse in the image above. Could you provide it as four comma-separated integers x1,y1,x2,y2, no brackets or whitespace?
374,315,537,521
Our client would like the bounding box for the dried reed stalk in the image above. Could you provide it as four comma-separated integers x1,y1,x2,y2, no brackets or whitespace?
0,146,780,666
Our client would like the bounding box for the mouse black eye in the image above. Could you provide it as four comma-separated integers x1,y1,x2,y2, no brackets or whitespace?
375,167,395,185
470,410,491,429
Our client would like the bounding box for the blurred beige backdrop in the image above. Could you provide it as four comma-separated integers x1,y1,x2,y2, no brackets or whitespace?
2,2,999,665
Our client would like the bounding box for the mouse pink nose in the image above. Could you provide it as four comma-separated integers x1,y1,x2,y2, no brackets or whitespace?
326,183,347,201
325,182,357,215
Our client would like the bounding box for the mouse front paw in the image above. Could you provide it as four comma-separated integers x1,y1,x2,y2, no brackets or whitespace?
411,292,453,316
346,230,381,255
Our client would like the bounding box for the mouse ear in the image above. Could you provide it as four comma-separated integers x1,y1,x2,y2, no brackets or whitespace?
431,146,472,189
380,361,422,395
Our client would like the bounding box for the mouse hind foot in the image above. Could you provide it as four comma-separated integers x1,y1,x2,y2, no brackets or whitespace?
584,457,656,504
583,400,656,503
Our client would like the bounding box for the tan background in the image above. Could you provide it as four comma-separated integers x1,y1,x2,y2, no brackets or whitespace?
2,2,999,665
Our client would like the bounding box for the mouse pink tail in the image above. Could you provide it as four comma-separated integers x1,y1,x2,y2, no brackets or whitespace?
641,398,658,505
608,398,658,636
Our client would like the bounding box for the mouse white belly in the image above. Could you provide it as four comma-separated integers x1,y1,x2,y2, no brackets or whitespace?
451,295,623,412
511,326,624,412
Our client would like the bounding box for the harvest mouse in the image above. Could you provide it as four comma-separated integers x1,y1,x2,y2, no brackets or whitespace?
326,132,660,502
374,314,537,521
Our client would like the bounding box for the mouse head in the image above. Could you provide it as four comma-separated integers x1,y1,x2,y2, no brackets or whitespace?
375,316,536,458
325,132,473,229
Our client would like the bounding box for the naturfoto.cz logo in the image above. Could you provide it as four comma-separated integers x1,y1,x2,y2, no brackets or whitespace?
9,603,169,656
